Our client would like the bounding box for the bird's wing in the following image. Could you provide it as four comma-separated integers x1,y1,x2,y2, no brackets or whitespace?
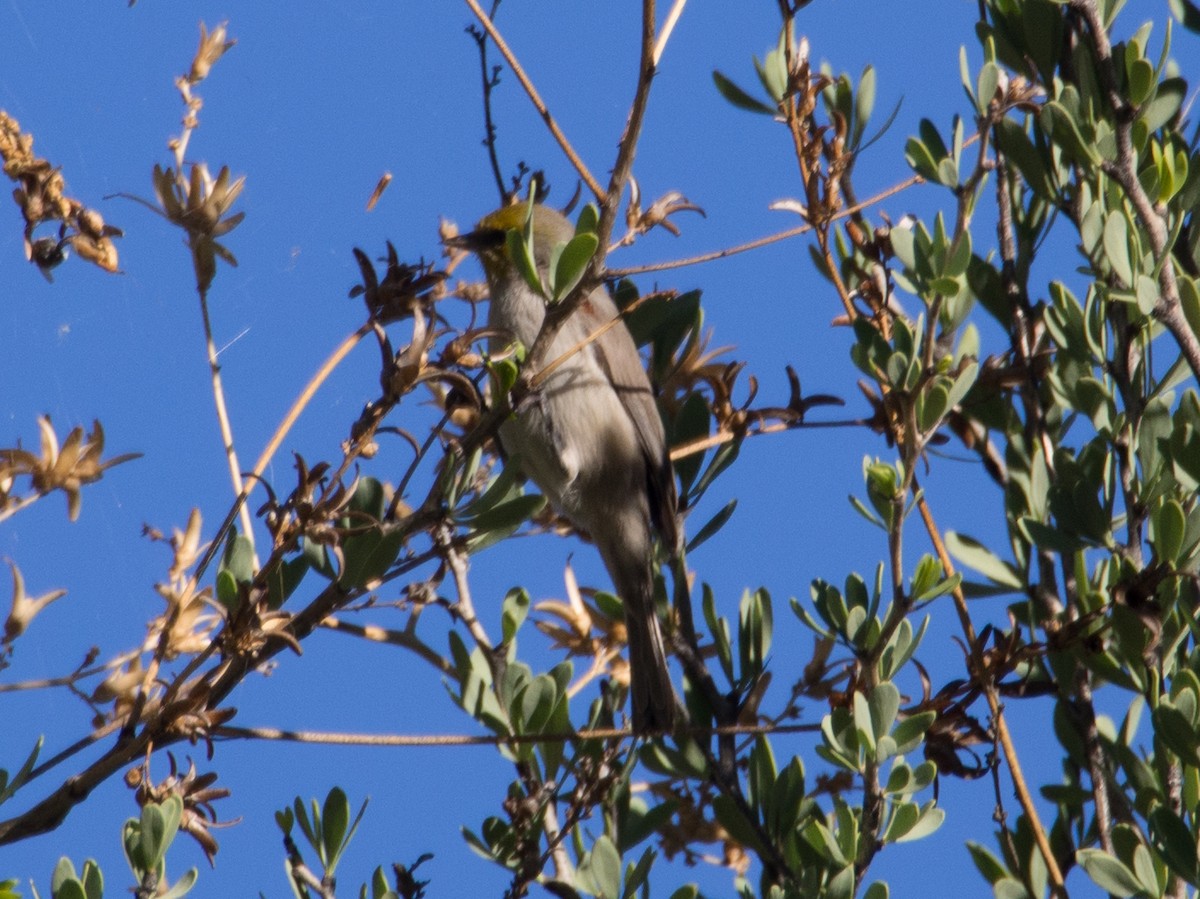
587,290,681,554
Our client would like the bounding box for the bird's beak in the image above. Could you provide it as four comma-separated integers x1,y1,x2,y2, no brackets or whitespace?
443,226,506,254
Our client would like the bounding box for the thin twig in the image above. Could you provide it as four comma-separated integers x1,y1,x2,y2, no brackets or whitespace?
913,486,1067,897
197,284,257,549
469,0,507,203
0,652,137,694
321,615,455,676
508,0,665,435
462,0,603,200
607,174,923,277
212,720,820,747
440,524,494,655
192,323,372,585
595,0,658,253
669,416,868,462
652,0,688,66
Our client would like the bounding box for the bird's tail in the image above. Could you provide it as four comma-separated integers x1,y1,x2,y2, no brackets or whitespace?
620,572,677,734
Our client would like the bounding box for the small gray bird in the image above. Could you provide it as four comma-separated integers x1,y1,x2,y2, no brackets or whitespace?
448,202,679,732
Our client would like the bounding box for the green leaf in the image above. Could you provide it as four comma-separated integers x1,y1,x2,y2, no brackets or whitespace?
1077,848,1151,897
738,588,773,679
994,117,1054,200
1126,57,1155,106
157,868,198,899
908,554,943,601
993,878,1035,899
905,137,941,183
587,835,623,899
500,588,530,644
1041,100,1100,166
945,532,1023,589
619,795,675,852
826,865,855,899
1135,273,1158,316
854,691,876,755
1152,498,1186,565
670,392,710,494
265,554,309,610
51,859,78,898
869,683,901,746
215,569,240,611
465,494,545,554
976,61,1000,114
854,66,877,145
217,531,255,607
703,585,734,683
293,796,318,853
53,879,86,899
882,801,918,843
889,223,916,270
747,735,777,824
219,531,256,582
551,232,598,303
575,203,600,236
711,70,775,115
966,840,1009,885
892,801,944,843
339,522,405,589
862,882,889,899
801,817,848,866
892,710,936,754
1140,77,1186,132
1019,518,1086,554
755,36,789,102
621,846,656,899
321,787,350,872
917,383,949,433
81,861,103,899
1152,705,1200,765
139,796,183,872
1171,0,1200,33
0,737,42,805
686,499,737,553
1149,806,1200,884
848,494,886,530
713,794,766,853
505,228,542,296
1103,214,1134,285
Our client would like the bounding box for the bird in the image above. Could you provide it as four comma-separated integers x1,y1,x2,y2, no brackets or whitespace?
447,201,680,732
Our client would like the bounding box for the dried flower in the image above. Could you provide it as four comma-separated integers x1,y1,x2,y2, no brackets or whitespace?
3,561,66,644
0,418,140,521
188,21,235,84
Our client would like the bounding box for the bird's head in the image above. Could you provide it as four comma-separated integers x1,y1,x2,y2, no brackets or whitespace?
446,202,575,281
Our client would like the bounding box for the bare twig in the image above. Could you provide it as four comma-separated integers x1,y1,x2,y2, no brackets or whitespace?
321,615,454,676
467,0,508,203
192,323,372,585
197,284,257,549
212,720,819,747
913,486,1066,897
595,0,658,252
607,174,922,277
652,0,688,66
462,0,603,200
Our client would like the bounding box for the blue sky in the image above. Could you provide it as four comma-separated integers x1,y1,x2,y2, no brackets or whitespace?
2,1,1195,896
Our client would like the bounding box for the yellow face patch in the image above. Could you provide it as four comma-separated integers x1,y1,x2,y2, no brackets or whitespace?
478,202,534,233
